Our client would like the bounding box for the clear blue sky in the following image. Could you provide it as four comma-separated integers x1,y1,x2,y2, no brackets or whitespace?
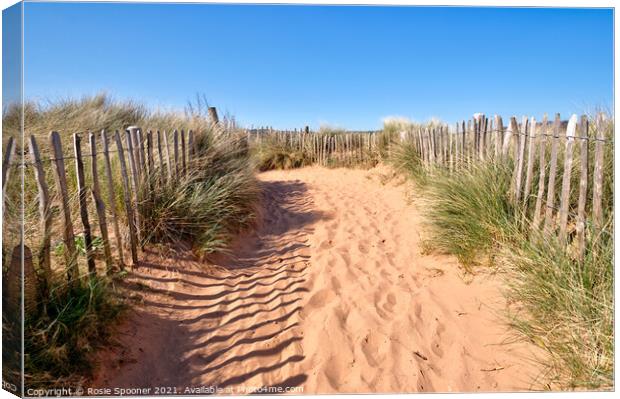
18,2,614,130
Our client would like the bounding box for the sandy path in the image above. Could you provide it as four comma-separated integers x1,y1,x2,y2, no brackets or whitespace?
92,166,542,394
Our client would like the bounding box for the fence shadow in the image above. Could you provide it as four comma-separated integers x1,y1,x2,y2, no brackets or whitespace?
95,178,319,391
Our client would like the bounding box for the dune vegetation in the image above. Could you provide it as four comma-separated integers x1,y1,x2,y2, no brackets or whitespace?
388,117,614,389
252,125,379,171
2,94,260,388
1,95,613,391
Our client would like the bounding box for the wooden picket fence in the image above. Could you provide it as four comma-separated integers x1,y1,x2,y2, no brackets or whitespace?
246,126,381,167
2,126,198,297
0,112,613,304
400,113,612,258
245,113,611,259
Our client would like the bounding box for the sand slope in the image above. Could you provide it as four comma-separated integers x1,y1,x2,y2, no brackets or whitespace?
92,166,543,394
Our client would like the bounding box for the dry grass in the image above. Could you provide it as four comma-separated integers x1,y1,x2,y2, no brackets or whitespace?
388,117,614,389
2,93,259,389
252,127,379,171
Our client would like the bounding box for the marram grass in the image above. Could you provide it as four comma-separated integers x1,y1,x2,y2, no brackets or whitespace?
3,94,260,389
388,119,613,389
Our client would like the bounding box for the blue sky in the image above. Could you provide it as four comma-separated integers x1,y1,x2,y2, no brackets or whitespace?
2,2,21,108
17,2,615,129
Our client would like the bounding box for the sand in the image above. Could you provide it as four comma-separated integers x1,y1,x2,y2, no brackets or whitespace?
91,166,544,394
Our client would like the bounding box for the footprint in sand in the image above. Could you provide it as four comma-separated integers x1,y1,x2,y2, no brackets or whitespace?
414,302,423,320
373,291,394,320
331,276,342,291
384,293,397,311
361,333,380,368
307,288,336,309
430,319,446,358
319,239,333,250
379,292,397,314
323,357,346,390
357,241,370,254
431,341,444,358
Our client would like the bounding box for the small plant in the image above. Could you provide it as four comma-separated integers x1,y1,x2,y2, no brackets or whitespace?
53,235,104,258
75,235,104,256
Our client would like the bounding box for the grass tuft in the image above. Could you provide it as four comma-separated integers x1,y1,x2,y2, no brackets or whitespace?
138,138,260,254
253,136,309,171
502,228,613,388
424,161,516,269
24,276,124,389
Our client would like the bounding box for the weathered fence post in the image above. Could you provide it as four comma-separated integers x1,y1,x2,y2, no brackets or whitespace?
127,126,141,179
173,129,180,178
49,131,79,284
126,126,141,189
73,133,97,278
478,114,486,161
522,117,537,209
114,130,139,266
28,135,52,292
137,128,147,173
557,114,578,242
591,114,606,232
125,128,142,243
514,117,528,203
208,107,219,125
101,130,125,268
146,130,154,183
188,130,195,163
532,115,548,230
453,124,458,166
6,245,38,315
156,130,165,186
543,114,562,235
162,130,172,182
575,115,589,260
88,133,114,274
2,136,15,216
501,117,513,157
5,245,22,317
494,116,503,159
460,121,466,167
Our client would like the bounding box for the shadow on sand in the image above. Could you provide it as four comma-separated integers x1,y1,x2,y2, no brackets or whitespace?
103,179,326,392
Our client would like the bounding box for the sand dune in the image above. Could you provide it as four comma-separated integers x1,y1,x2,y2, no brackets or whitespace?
92,166,543,394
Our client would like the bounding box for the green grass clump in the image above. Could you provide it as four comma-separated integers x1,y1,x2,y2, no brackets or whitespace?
138,132,260,254
388,140,428,186
254,137,309,171
24,277,124,389
424,161,516,269
503,229,613,389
